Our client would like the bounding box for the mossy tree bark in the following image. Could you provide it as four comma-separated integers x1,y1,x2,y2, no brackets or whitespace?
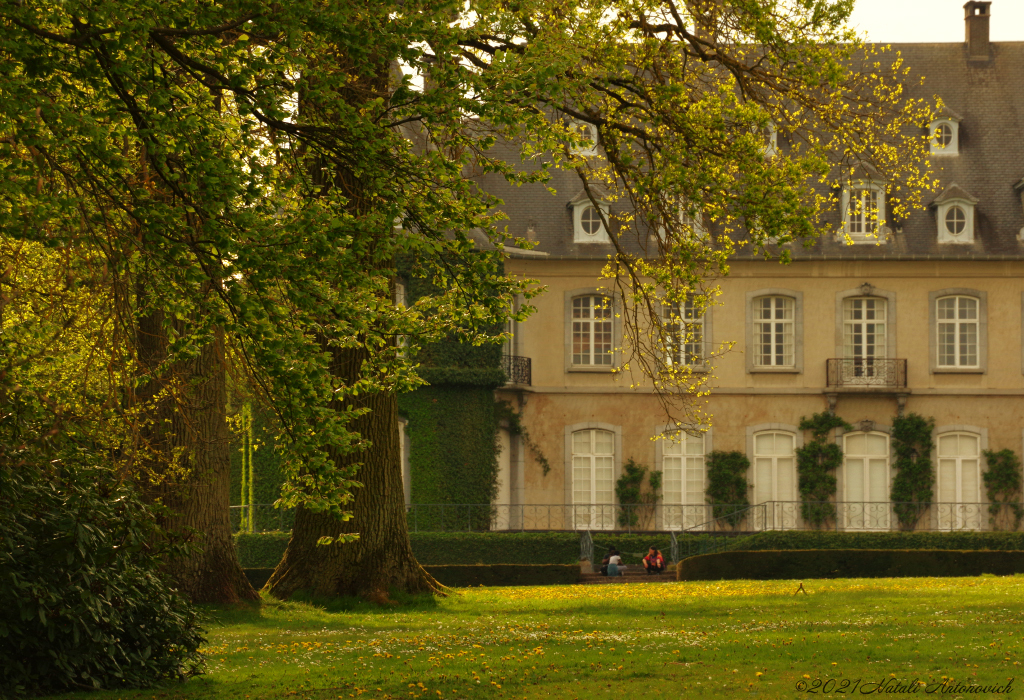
137,306,257,603
267,345,441,602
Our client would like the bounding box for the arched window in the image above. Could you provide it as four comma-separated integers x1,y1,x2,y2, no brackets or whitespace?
937,432,982,530
571,429,615,530
571,295,613,366
843,431,890,530
752,430,797,529
662,431,705,529
753,431,796,503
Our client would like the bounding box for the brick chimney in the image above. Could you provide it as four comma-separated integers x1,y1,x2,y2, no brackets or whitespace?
964,1,991,60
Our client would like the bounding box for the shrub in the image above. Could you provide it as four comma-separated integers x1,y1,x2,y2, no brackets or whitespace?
705,451,750,528
983,449,1024,531
0,399,204,695
728,530,1024,552
796,413,851,528
423,564,579,587
891,414,936,529
677,549,1024,581
614,458,661,529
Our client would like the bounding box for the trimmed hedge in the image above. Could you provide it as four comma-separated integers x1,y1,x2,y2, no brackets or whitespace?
678,549,1024,581
424,564,580,587
242,564,579,590
235,531,291,568
410,532,579,565
236,531,582,568
729,530,1024,552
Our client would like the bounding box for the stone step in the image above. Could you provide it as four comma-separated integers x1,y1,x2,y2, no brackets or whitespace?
580,571,676,584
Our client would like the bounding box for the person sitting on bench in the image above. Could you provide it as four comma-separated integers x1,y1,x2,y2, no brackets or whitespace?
607,550,625,577
643,546,665,575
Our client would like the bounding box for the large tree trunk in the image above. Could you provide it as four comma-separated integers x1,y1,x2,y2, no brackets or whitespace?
267,346,440,602
136,307,257,603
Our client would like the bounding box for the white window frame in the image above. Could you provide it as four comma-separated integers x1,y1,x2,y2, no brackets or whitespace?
764,121,778,158
658,429,709,531
569,294,614,368
747,425,801,530
565,423,620,531
752,295,795,369
746,289,803,374
663,299,706,368
840,181,887,244
573,200,611,243
841,430,891,531
569,120,599,157
935,198,975,244
929,289,986,374
935,295,979,369
935,428,986,531
929,118,960,157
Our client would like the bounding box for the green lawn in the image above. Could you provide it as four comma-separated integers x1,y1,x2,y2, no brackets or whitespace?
41,576,1024,700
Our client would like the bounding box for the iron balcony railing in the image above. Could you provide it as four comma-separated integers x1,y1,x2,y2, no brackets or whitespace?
826,358,907,389
501,354,532,385
232,501,1024,534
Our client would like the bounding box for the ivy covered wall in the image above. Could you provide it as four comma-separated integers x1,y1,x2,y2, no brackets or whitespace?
397,255,507,510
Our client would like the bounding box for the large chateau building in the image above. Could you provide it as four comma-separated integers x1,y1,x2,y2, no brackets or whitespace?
480,2,1024,532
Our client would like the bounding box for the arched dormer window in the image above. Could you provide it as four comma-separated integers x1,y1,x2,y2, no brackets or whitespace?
929,114,961,157
841,181,887,243
568,119,599,157
569,188,611,244
764,121,778,158
932,184,978,244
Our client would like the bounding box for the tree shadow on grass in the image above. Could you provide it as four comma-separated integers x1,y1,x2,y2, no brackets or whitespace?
198,588,442,629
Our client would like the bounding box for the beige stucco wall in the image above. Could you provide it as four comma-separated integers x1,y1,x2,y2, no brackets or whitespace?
500,257,1024,511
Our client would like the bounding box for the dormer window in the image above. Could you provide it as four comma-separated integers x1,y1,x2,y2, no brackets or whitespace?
841,181,887,244
764,121,778,158
929,117,960,156
570,188,611,243
569,120,599,157
933,183,978,244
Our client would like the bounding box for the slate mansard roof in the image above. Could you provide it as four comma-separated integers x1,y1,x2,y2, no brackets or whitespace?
475,40,1024,262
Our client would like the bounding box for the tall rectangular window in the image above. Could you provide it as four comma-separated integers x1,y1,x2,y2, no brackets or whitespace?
937,296,978,367
572,296,612,366
664,301,704,366
846,188,879,236
754,296,794,367
843,432,890,530
572,429,615,530
662,432,705,529
937,432,982,531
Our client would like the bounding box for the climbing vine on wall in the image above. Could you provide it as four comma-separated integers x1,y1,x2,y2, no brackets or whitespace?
705,451,750,528
614,458,662,529
983,449,1024,531
495,400,551,476
891,413,935,530
796,412,853,529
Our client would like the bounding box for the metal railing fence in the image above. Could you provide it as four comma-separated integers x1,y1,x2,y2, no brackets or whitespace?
231,501,1024,534
826,358,907,389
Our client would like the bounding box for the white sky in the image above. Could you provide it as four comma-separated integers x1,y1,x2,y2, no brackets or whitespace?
847,0,1024,42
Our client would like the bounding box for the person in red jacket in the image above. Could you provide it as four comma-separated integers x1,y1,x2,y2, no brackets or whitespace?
643,546,665,575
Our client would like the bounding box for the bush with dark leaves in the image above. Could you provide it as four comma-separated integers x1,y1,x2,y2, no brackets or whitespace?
0,395,205,696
